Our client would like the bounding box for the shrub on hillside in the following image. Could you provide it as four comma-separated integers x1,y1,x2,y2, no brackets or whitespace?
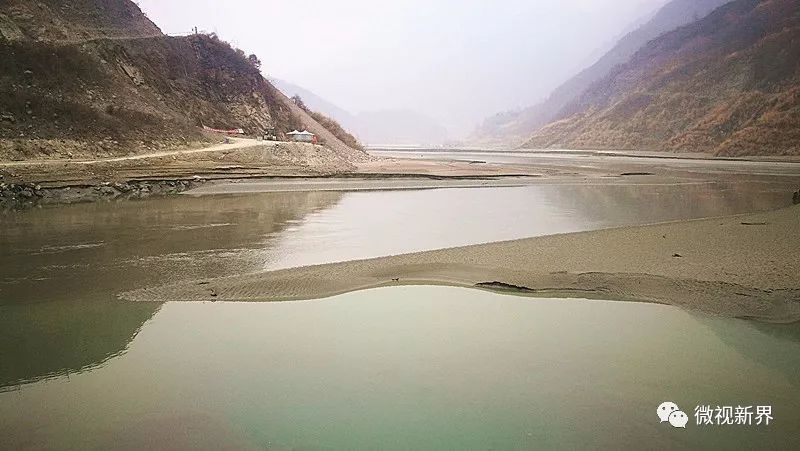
307,110,363,150
291,95,363,150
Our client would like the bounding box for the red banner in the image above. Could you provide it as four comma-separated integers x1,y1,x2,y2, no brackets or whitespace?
202,125,244,135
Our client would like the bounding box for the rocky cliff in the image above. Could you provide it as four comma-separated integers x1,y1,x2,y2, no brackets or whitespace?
0,0,162,41
0,0,366,162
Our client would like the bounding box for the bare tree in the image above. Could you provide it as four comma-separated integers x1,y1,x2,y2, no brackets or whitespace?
291,95,307,111
247,54,261,70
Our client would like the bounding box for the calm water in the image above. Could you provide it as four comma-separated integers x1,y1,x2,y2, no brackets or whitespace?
1,180,799,448
370,149,800,177
1,287,799,449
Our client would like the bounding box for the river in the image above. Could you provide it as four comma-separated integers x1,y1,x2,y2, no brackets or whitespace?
1,178,799,448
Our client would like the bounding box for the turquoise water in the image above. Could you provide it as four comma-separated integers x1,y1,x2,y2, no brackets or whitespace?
1,286,799,449
2,182,799,449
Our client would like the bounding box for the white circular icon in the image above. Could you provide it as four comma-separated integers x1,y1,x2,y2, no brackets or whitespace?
668,410,689,428
657,401,680,423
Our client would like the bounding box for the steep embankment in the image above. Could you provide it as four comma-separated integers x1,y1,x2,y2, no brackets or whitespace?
270,78,359,131
0,0,162,41
0,0,366,163
286,95,364,154
471,0,733,147
524,0,800,156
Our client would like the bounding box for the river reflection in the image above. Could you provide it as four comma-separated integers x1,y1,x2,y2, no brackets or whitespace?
693,317,800,389
1,287,798,449
0,179,796,390
0,191,344,387
259,180,796,269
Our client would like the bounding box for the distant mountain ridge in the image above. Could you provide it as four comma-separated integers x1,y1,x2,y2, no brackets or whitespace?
271,78,448,145
471,0,733,147
353,109,448,146
523,0,800,156
269,78,358,130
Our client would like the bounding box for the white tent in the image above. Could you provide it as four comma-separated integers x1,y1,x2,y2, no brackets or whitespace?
286,130,315,142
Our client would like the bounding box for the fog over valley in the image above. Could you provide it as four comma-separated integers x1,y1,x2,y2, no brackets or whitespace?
137,0,668,143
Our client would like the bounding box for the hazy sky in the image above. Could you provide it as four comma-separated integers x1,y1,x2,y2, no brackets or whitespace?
138,0,665,136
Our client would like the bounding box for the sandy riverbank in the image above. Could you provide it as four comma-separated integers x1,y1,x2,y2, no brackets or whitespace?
122,205,800,323
182,177,541,195
5,138,800,209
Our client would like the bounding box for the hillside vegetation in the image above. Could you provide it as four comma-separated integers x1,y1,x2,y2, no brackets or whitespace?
524,0,800,156
291,95,364,151
0,0,366,162
0,0,162,41
471,0,733,147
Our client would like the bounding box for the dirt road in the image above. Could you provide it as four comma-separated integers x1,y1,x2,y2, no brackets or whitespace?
0,138,266,167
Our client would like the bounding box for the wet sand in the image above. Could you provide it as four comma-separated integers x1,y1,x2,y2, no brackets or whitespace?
183,176,541,195
123,205,800,323
183,174,716,196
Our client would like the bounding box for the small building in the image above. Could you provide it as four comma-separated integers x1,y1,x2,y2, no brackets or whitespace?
287,130,315,143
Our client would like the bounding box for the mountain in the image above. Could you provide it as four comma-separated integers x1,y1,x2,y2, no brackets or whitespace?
269,78,358,130
471,0,733,147
0,0,365,162
523,0,800,156
270,79,448,146
0,0,162,41
287,94,363,151
353,110,448,146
